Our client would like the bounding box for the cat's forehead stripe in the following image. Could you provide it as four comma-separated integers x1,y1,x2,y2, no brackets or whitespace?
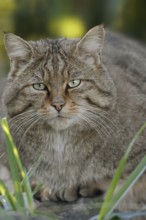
43,42,69,79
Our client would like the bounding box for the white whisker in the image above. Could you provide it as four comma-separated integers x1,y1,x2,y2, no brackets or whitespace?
10,114,37,139
18,115,41,148
83,113,111,143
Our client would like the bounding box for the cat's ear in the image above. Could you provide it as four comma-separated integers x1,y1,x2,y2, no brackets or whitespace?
75,25,105,65
4,33,34,61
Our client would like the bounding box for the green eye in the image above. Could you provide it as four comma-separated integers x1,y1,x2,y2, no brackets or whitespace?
33,83,46,91
68,79,81,88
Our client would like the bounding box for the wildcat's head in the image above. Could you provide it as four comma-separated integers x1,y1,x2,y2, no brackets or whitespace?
3,25,116,131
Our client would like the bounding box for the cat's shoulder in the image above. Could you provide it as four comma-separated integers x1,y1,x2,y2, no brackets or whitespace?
103,30,146,93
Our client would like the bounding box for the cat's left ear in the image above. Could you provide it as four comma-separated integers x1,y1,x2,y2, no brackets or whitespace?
4,33,34,61
75,25,105,65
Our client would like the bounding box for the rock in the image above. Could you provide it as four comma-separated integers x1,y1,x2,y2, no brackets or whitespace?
37,197,102,220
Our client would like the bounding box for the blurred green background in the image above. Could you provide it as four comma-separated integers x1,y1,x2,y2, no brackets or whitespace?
0,0,146,76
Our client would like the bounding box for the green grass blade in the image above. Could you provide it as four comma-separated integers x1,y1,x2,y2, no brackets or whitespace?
26,156,43,196
32,183,42,196
98,122,146,220
0,118,34,212
105,155,146,219
0,118,25,209
0,179,21,211
26,154,42,179
5,135,24,207
22,169,35,213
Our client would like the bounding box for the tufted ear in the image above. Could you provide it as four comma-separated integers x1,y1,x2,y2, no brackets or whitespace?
75,25,105,65
4,33,34,61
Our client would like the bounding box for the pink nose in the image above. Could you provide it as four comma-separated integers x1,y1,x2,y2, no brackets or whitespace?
51,102,65,111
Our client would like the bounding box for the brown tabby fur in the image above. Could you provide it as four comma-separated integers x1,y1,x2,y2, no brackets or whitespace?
1,25,146,210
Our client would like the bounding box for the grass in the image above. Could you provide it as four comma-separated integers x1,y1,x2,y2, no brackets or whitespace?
0,117,146,220
97,121,146,220
0,118,34,213
0,118,56,220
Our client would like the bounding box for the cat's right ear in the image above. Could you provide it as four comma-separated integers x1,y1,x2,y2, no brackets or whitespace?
4,33,34,61
75,25,105,65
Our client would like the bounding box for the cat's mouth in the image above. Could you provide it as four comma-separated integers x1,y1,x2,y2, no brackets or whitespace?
47,113,75,130
57,114,63,117
56,112,71,119
56,114,70,119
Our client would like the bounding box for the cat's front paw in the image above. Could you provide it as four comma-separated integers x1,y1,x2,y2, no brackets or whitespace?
79,181,105,198
34,184,78,202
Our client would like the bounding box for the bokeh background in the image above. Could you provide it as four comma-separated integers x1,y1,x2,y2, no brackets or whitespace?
0,0,146,76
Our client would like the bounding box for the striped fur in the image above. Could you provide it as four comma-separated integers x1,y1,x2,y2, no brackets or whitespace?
1,25,146,209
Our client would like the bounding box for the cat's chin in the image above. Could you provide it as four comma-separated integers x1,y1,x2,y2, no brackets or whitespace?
48,117,75,130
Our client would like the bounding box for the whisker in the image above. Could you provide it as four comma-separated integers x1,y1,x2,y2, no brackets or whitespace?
79,113,104,141
75,104,118,142
78,104,118,130
8,110,35,124
83,112,114,141
80,111,110,141
10,114,37,139
18,115,41,148
9,112,36,131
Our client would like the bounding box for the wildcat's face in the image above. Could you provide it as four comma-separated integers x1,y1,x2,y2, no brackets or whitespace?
3,25,116,131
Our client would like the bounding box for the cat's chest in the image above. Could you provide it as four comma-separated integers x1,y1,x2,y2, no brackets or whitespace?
43,131,71,163
49,132,66,161
24,127,91,167
43,130,83,165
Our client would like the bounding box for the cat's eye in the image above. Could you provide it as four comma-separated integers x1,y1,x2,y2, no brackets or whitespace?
33,83,46,91
68,80,81,88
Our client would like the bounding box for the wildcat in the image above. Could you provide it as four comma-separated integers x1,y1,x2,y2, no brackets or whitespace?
1,25,146,210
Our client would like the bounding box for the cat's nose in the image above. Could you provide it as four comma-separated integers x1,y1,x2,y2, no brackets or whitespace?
51,102,65,112
51,96,65,112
